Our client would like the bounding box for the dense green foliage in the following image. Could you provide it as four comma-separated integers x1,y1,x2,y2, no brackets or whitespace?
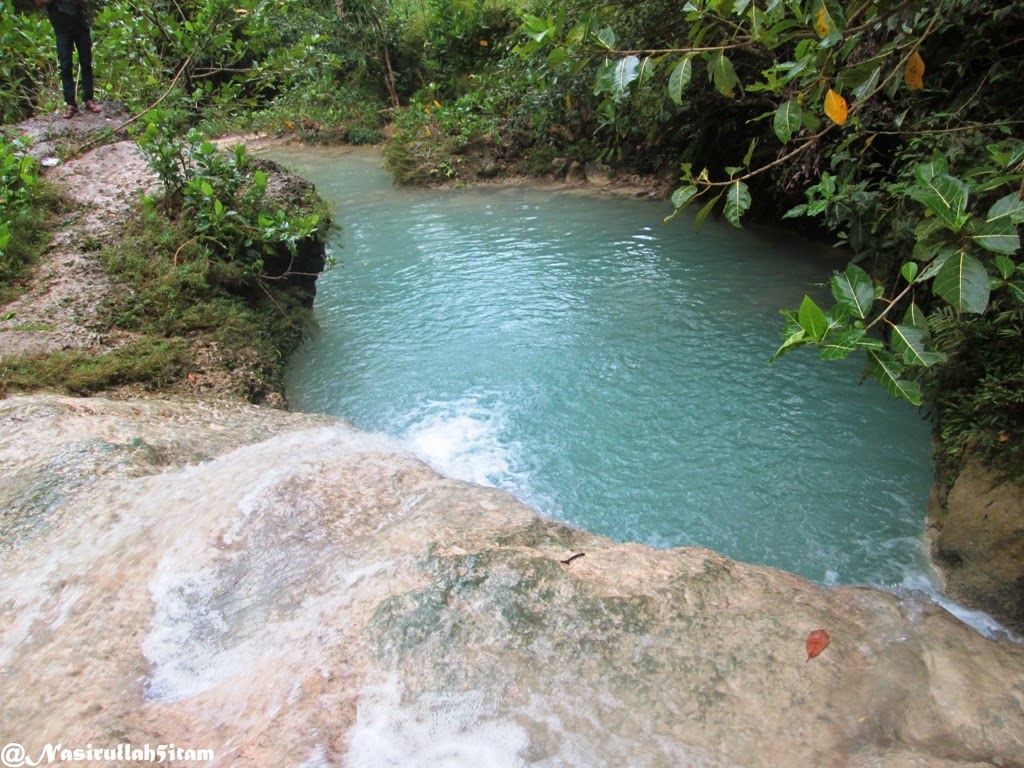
136,113,325,281
105,116,333,399
0,137,40,280
0,136,63,302
3,0,1021,472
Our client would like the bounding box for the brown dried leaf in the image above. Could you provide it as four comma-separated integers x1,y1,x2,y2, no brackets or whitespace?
806,629,831,660
905,51,925,91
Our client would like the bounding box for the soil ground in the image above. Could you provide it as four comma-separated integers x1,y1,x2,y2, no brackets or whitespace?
1,107,315,405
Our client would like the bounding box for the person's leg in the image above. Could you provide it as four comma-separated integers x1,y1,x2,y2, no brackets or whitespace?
54,26,78,110
72,23,96,106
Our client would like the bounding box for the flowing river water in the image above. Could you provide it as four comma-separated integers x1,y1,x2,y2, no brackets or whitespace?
2,145,1021,768
272,146,935,591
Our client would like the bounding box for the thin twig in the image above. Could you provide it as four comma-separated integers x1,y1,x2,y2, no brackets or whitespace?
866,280,915,332
172,234,201,266
689,1,949,194
75,47,198,156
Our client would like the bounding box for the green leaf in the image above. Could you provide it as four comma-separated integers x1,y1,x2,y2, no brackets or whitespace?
972,216,1020,255
780,308,801,336
901,262,919,283
595,55,640,99
914,216,945,242
988,193,1024,225
914,153,949,184
782,203,807,219
773,100,802,143
200,180,214,197
971,193,1023,255
1007,281,1024,305
798,295,828,339
909,173,969,232
933,250,990,313
671,185,699,209
917,244,958,282
995,254,1016,280
826,302,852,326
636,56,656,90
596,27,616,49
854,336,885,352
902,302,927,330
694,192,723,232
839,61,880,99
668,57,693,105
818,328,865,360
665,186,700,222
869,351,922,405
710,52,739,98
830,263,875,319
547,47,571,68
722,181,751,227
742,138,757,168
891,323,945,366
849,65,881,101
770,328,809,363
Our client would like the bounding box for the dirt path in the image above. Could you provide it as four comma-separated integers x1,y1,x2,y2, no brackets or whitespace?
1,104,153,359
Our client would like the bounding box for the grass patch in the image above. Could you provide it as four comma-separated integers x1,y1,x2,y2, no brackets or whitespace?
96,204,315,399
0,180,68,305
0,337,188,396
1,322,57,332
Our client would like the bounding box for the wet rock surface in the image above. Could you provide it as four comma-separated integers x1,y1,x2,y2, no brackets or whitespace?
930,460,1024,634
1,394,1022,767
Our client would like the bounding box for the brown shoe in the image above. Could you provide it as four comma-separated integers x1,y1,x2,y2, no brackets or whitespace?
62,104,78,119
84,100,101,114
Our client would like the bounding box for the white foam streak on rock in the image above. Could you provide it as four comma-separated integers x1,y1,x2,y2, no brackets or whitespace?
346,676,531,768
1,395,1022,768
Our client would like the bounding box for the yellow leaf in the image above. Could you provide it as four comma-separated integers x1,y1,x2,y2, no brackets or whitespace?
425,126,431,136
905,51,925,91
565,94,571,109
824,88,847,126
815,8,831,36
424,106,431,114
433,100,441,107
480,39,488,46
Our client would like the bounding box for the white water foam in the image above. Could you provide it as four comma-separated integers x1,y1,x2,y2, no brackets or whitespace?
140,426,403,702
900,571,1021,642
346,676,532,768
345,674,734,768
398,393,525,492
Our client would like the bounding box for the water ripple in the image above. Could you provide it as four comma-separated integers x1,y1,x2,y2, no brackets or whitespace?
282,151,934,589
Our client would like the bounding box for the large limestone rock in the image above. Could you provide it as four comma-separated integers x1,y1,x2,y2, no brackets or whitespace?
929,459,1024,634
1,395,1022,767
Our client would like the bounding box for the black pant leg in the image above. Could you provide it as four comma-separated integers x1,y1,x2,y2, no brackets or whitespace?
73,24,94,103
54,27,77,106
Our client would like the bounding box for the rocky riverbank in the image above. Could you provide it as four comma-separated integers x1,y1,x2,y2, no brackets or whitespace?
1,394,1023,767
1,110,329,405
1,121,1023,765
